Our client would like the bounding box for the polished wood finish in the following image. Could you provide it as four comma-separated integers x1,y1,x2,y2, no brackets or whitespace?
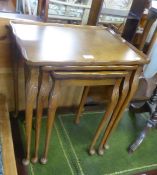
10,21,148,164
0,94,17,175
52,71,128,79
10,21,148,66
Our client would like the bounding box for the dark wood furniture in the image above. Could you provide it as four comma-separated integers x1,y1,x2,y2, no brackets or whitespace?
10,21,148,165
122,0,149,42
128,5,157,153
88,0,149,43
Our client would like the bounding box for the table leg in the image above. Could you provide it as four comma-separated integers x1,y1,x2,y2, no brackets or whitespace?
31,71,51,163
22,67,39,166
13,45,19,118
40,80,61,164
75,86,90,124
97,73,130,155
98,68,141,155
89,79,121,155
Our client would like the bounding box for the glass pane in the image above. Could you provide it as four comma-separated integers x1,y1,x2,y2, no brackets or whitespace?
99,0,133,24
103,0,132,10
48,0,92,23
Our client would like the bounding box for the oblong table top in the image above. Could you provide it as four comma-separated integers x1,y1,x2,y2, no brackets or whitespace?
10,21,149,67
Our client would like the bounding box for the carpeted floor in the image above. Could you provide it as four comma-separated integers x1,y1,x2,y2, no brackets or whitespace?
19,111,157,175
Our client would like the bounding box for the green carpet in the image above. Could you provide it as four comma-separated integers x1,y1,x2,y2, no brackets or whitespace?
19,111,157,175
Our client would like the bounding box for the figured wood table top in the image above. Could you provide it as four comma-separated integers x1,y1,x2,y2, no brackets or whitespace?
10,21,149,67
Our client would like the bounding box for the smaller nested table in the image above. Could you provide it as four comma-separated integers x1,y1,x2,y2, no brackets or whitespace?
35,69,129,164
10,20,149,165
